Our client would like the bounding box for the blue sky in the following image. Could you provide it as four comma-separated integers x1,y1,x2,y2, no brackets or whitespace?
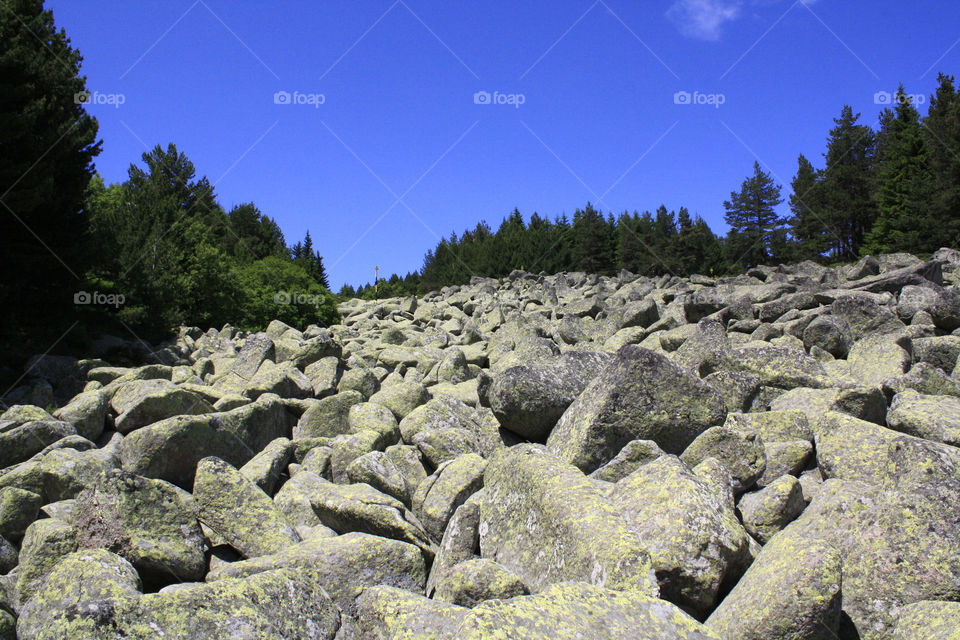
48,0,960,289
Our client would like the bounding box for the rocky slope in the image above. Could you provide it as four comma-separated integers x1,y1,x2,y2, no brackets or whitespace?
3,250,960,639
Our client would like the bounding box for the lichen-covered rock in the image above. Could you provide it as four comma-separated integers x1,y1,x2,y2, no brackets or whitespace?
39,435,122,501
16,549,142,639
0,611,12,640
757,440,812,486
413,453,486,541
346,401,401,444
588,439,665,482
121,567,341,640
206,531,426,616
724,410,813,443
887,390,960,446
193,456,300,558
769,385,887,426
294,390,364,439
457,581,721,640
356,585,467,640
119,393,295,489
238,436,292,495
369,381,430,419
0,420,76,469
846,332,912,387
304,355,342,398
680,426,766,495
114,385,214,434
705,535,842,640
547,345,726,472
15,518,78,606
73,470,206,588
244,360,314,400
337,367,381,399
0,486,42,540
0,535,17,574
52,389,109,441
347,450,410,504
433,558,527,607
299,477,434,557
487,351,611,441
428,495,484,597
893,601,960,640
737,474,806,543
609,455,752,614
802,315,854,358
816,412,960,494
479,445,658,596
775,479,960,639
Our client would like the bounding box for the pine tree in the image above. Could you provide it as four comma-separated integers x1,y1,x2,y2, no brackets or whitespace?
572,203,616,274
925,73,960,249
1,0,102,361
865,86,934,254
818,106,877,259
788,154,829,260
724,162,785,268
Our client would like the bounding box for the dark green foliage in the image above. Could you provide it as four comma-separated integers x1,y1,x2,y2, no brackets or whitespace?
816,106,878,259
291,231,330,289
788,154,830,260
226,203,287,263
0,0,101,364
924,74,960,248
865,87,934,254
84,145,338,339
723,162,785,269
233,256,338,330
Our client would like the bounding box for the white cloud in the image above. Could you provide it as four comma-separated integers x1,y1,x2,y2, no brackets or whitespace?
667,0,742,41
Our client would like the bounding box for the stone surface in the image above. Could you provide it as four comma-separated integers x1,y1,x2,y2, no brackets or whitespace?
547,345,726,472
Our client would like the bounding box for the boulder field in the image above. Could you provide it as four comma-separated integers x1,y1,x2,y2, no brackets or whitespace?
3,250,960,638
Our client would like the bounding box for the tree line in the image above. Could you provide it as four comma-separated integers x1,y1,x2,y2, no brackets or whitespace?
360,79,960,297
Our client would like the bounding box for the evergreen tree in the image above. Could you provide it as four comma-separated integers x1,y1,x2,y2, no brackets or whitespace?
818,106,877,259
724,162,785,268
292,231,330,288
572,203,615,274
226,203,286,262
865,86,934,254
925,73,960,248
0,0,102,363
788,154,829,260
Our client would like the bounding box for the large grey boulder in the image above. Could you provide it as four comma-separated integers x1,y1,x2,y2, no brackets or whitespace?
206,531,426,617
887,390,960,446
487,351,612,441
547,345,726,472
73,469,206,588
609,455,752,614
412,453,486,541
192,456,300,558
479,445,658,595
705,535,842,640
119,393,295,489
